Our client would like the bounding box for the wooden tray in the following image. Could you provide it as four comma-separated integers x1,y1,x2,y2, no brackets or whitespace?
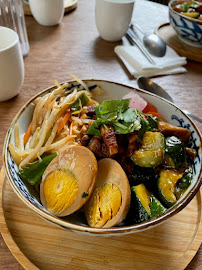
155,23,202,63
23,0,78,16
0,167,201,270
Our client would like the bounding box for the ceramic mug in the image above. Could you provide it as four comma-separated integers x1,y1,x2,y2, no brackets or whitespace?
0,27,24,102
29,0,64,26
95,0,135,42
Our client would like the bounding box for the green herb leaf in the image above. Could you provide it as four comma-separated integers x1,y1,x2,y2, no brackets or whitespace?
82,192,89,198
87,99,144,136
182,2,192,11
70,92,90,111
119,108,138,123
147,116,158,130
98,99,130,115
138,116,151,141
87,121,101,137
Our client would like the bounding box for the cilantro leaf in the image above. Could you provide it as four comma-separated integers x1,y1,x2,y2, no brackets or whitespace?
87,99,143,136
87,121,101,137
82,192,89,198
147,116,158,130
138,115,151,141
119,108,138,123
98,99,130,116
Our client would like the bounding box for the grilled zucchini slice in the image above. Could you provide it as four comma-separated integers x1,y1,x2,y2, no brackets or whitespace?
129,184,166,223
175,166,193,199
131,132,165,167
158,169,183,207
165,136,186,169
131,149,164,167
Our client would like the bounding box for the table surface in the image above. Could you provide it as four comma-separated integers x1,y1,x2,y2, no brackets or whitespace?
0,1,201,269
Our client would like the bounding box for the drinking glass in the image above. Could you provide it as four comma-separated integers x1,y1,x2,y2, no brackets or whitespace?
0,0,29,56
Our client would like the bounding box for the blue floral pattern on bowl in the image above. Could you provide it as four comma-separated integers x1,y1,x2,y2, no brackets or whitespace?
171,115,201,175
7,152,44,209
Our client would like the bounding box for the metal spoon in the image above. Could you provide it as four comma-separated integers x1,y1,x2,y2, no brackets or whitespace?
131,23,167,57
137,77,202,123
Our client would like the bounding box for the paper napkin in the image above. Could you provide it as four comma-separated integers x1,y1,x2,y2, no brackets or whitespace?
114,0,187,78
115,37,187,78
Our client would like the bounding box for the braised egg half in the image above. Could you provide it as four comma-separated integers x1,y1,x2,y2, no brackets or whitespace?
84,158,131,228
40,146,98,217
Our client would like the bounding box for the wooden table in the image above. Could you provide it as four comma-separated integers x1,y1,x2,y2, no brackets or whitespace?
0,0,201,269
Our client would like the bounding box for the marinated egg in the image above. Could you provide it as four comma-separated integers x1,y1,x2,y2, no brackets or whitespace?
84,158,131,228
40,146,98,216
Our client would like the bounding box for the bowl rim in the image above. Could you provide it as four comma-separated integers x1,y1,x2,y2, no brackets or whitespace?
169,0,202,25
3,79,202,235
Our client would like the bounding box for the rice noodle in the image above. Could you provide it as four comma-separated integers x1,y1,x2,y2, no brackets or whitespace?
14,123,20,148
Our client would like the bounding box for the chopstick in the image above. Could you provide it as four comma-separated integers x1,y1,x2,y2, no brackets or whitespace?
126,28,156,65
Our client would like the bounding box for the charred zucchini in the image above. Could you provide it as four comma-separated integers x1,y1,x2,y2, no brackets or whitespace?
129,184,166,223
131,149,164,167
131,132,165,167
163,153,175,168
142,132,165,150
175,166,193,199
129,164,157,191
165,136,186,169
158,169,183,207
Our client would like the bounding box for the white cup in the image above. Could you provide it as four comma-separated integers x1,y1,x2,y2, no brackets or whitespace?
0,27,24,102
95,0,135,42
29,0,64,26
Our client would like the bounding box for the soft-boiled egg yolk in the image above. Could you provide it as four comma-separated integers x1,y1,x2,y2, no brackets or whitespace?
40,146,98,217
43,169,78,215
86,183,121,228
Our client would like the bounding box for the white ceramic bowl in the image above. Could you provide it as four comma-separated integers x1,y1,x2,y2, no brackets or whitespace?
3,80,202,236
169,0,202,47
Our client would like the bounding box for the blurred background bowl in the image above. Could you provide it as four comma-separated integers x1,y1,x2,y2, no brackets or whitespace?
169,0,202,47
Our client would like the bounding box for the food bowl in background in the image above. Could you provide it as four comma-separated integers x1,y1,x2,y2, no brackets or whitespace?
3,80,202,236
169,0,202,47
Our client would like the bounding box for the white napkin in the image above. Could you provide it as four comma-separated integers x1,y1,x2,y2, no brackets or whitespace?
115,37,187,78
114,0,187,78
